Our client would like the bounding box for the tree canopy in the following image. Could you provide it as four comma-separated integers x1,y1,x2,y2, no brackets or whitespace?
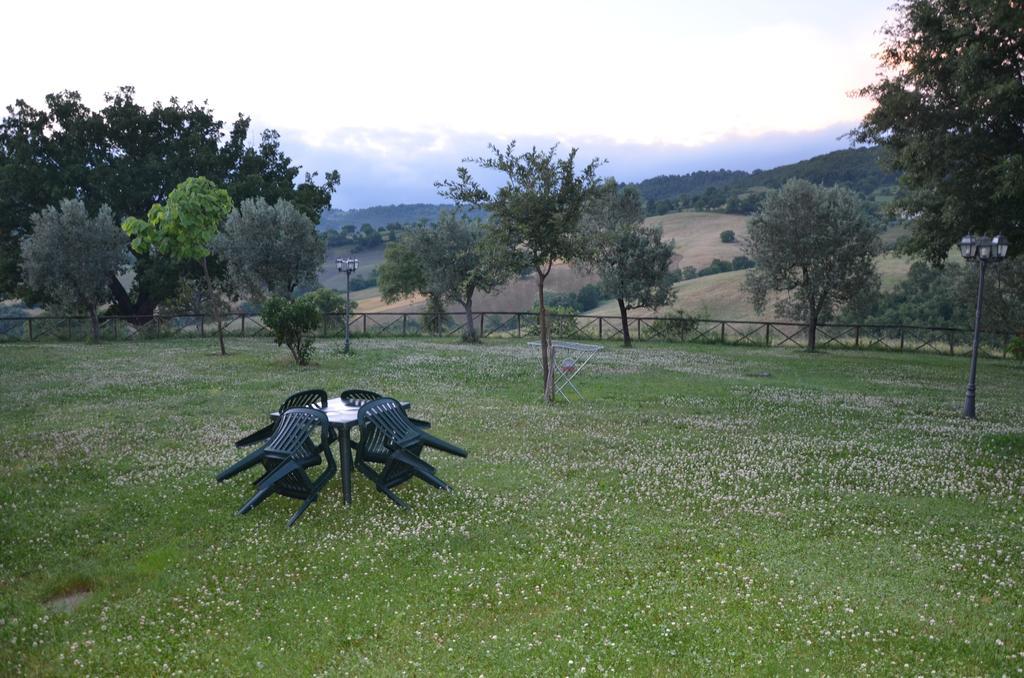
853,0,1024,262
216,198,325,299
123,177,234,354
437,143,603,400
378,212,514,342
583,182,676,347
0,86,339,313
743,180,881,351
20,199,130,340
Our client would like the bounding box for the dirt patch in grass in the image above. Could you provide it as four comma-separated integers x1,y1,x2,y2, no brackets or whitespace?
44,581,92,614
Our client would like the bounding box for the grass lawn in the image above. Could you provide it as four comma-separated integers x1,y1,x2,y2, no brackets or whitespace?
1,338,1022,674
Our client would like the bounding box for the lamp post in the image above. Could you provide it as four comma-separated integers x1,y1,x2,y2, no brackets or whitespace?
336,257,358,354
958,233,1009,418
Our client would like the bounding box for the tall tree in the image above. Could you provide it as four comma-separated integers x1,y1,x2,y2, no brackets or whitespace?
743,180,881,351
437,143,603,400
853,0,1024,262
378,212,515,342
215,198,325,299
0,86,339,313
20,200,130,340
122,177,234,354
583,182,677,347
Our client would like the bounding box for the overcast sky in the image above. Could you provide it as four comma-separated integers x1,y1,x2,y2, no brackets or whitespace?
1,0,893,208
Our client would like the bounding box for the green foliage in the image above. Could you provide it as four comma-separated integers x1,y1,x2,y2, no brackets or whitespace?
438,142,602,383
524,304,578,337
542,284,605,313
720,230,736,243
631,148,899,216
583,181,676,346
301,287,356,315
744,180,881,350
317,204,486,231
1008,335,1024,361
0,86,338,309
650,310,702,340
122,177,233,260
216,197,324,299
20,199,130,339
261,295,320,365
378,212,515,341
853,0,1024,262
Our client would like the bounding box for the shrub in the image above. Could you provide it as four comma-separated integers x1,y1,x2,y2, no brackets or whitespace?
720,230,736,243
731,255,756,270
681,266,698,280
262,296,320,365
1009,334,1024,361
524,304,578,337
697,258,733,277
302,288,357,315
650,310,701,340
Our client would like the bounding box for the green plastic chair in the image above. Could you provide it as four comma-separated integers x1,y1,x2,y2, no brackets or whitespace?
221,407,337,526
234,389,328,448
354,398,467,508
340,388,431,428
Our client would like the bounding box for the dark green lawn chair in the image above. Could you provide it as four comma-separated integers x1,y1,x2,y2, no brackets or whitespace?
233,389,328,448
340,388,431,428
354,398,467,508
218,389,330,484
221,407,337,526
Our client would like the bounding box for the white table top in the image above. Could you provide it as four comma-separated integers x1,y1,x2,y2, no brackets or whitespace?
273,398,408,426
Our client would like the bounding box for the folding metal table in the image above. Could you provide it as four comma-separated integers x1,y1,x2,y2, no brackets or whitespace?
527,340,603,402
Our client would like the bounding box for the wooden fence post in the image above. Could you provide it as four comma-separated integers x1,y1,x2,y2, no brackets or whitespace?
720,321,726,343
899,328,905,352
765,322,770,346
27,318,33,341
854,325,860,349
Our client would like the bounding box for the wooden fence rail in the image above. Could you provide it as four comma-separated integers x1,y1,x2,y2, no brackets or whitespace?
0,312,1015,358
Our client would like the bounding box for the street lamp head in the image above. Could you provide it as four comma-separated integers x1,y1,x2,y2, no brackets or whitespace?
977,235,993,261
992,233,1010,260
336,257,359,273
959,233,978,260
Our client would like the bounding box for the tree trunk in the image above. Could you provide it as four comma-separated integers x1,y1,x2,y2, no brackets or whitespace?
538,272,555,402
807,310,818,352
617,298,632,348
108,274,158,324
88,306,100,343
461,297,478,343
202,257,226,356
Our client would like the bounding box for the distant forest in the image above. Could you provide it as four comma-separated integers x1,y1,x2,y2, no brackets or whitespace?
630,147,899,215
318,203,486,231
316,147,899,229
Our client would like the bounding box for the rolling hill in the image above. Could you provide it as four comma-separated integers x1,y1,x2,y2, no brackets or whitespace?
316,210,913,320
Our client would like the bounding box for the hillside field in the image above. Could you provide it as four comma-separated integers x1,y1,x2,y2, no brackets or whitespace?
324,211,913,319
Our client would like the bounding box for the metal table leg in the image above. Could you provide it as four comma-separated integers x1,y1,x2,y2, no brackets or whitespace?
339,423,353,506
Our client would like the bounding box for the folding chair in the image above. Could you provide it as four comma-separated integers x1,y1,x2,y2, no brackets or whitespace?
220,407,337,526
353,398,467,508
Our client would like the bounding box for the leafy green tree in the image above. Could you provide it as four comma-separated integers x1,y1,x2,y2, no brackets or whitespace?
215,198,324,299
0,86,338,313
743,180,881,351
20,199,130,341
583,182,676,347
720,230,736,243
261,295,320,365
301,287,356,316
437,143,603,401
379,212,514,342
853,0,1024,262
122,177,234,354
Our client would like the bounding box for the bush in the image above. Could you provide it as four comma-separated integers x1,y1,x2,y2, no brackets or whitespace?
302,287,357,315
731,255,756,271
524,304,578,337
650,310,701,340
681,266,698,280
697,258,733,277
262,296,320,365
1009,334,1024,361
720,230,736,243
